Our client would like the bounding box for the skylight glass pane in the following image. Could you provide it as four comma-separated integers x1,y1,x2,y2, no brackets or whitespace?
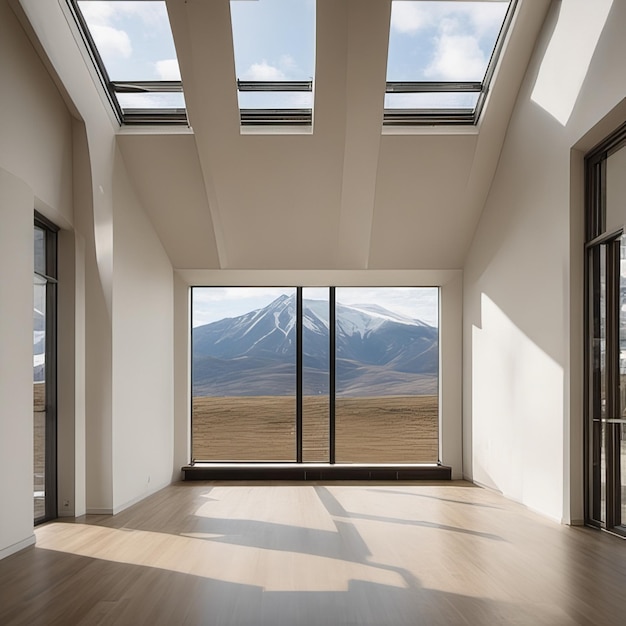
77,1,181,83
117,92,186,110
230,0,315,110
385,92,479,110
237,91,313,110
387,1,510,83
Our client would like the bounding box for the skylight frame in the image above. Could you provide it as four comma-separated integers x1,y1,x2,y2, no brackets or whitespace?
237,80,313,126
384,0,518,127
230,0,316,127
67,0,188,126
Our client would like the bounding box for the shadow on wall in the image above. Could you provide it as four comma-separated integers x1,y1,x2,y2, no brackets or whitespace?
531,0,614,126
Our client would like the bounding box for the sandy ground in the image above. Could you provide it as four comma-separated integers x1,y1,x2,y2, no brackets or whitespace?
192,395,438,463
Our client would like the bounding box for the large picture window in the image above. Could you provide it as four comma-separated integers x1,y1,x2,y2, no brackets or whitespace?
191,287,439,464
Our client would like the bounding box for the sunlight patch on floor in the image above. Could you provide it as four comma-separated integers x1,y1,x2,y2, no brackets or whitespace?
35,522,406,592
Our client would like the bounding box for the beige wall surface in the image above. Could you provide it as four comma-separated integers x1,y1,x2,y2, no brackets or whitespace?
463,0,626,523
0,0,75,558
0,170,37,559
112,146,174,512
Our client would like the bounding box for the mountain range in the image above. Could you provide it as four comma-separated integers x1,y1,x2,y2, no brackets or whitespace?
192,294,438,396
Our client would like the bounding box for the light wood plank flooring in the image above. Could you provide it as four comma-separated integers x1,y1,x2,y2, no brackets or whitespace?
1,481,625,625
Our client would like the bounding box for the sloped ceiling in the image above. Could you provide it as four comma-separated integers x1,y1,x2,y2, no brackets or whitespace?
107,0,550,269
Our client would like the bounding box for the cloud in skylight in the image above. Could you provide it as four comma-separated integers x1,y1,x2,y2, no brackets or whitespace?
387,1,509,82
390,2,433,34
89,24,132,60
78,1,179,80
243,61,286,81
155,59,181,80
425,32,487,81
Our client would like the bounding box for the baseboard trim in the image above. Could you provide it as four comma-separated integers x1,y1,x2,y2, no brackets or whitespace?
86,508,114,515
0,534,36,561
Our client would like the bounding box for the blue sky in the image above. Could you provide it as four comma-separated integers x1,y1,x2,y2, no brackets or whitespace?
192,287,439,328
78,0,510,110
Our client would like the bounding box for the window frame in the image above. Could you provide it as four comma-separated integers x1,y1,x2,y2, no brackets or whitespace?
383,0,517,127
190,286,440,465
66,0,188,126
584,122,626,537
34,212,59,525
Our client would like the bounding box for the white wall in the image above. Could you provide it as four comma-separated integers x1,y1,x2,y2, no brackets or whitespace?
464,0,626,523
112,146,174,512
0,171,37,558
0,0,74,557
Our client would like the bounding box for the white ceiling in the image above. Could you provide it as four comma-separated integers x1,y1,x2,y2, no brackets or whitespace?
113,0,550,270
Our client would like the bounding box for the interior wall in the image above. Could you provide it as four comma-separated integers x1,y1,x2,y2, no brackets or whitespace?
0,171,37,559
0,0,74,558
111,146,174,513
463,0,626,522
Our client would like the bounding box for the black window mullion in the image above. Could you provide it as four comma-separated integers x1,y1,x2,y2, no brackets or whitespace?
329,287,336,465
296,288,303,463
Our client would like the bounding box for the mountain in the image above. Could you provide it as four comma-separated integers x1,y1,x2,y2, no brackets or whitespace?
193,294,438,396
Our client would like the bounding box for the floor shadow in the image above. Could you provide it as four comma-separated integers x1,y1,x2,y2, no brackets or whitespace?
365,487,505,510
315,486,506,542
0,546,606,625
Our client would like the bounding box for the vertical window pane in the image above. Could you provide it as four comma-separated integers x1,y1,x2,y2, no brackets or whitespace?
334,288,439,463
616,236,626,526
192,288,297,461
606,144,626,234
302,288,329,462
34,227,46,275
33,274,47,520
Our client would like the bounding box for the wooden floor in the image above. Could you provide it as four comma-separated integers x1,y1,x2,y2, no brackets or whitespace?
1,482,625,625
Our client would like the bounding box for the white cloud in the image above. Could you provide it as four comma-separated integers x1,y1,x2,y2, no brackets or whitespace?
78,2,115,26
110,2,169,28
90,24,132,60
391,1,507,37
278,54,298,73
425,33,487,81
243,61,286,81
462,3,509,37
390,2,433,34
155,59,181,80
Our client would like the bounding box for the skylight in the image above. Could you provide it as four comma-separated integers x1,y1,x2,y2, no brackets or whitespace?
385,0,514,125
230,0,316,126
71,0,186,125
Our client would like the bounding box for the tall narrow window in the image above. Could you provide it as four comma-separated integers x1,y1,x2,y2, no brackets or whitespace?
34,215,58,524
585,123,626,536
385,0,514,125
230,0,316,126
